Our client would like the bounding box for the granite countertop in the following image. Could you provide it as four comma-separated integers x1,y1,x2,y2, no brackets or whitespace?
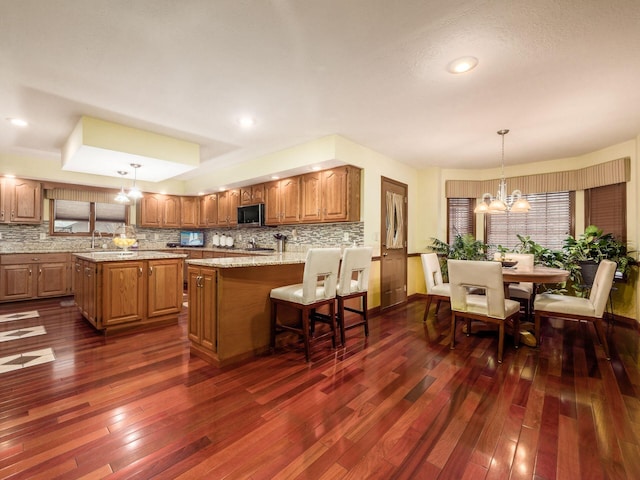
73,251,188,262
187,252,308,268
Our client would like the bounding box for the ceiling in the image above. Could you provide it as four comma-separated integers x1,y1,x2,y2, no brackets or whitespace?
2,0,640,186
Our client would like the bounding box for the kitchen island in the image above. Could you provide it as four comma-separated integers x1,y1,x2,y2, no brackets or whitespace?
186,252,307,366
73,250,187,334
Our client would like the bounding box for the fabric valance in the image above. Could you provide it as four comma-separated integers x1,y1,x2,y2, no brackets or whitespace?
44,188,122,205
445,157,630,198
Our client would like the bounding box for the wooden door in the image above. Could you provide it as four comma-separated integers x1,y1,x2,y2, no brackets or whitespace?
380,177,407,309
199,194,218,227
217,191,229,226
0,264,33,300
84,262,97,324
200,268,216,352
37,262,68,297
264,180,281,225
240,187,254,206
10,178,42,223
251,184,265,204
147,259,183,317
101,261,145,326
138,195,162,227
74,260,84,307
300,172,322,223
180,197,199,228
322,167,350,222
162,196,181,227
280,177,300,224
227,189,240,226
187,267,202,343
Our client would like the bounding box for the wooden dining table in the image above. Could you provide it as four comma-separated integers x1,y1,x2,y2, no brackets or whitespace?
501,265,570,346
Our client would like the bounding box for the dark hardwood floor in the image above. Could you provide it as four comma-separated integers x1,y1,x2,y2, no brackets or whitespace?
1,296,640,479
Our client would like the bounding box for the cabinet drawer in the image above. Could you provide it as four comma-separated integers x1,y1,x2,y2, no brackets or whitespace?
1,253,69,265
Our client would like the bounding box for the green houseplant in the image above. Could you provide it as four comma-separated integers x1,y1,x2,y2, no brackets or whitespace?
429,234,489,280
562,225,636,294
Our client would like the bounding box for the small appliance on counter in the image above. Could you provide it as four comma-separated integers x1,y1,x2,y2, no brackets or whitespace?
166,242,179,248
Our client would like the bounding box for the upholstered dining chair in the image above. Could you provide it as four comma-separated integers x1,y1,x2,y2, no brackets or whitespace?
421,253,450,322
448,259,521,363
336,246,373,345
270,248,342,361
533,259,616,360
501,253,535,320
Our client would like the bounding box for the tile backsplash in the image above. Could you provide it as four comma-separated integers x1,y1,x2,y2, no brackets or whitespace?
0,222,364,253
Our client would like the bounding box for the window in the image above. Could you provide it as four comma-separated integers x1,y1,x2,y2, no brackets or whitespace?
447,198,475,244
585,183,626,242
486,192,574,252
51,200,129,235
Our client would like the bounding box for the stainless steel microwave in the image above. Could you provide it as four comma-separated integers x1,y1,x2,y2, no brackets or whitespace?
237,203,265,226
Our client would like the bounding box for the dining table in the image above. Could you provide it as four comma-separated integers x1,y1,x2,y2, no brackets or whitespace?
501,265,570,346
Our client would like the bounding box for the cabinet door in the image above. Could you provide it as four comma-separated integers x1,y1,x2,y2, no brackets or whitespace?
0,264,33,301
6,178,42,224
200,269,217,352
280,177,301,224
74,261,84,308
180,197,199,228
227,189,240,226
138,195,162,227
300,172,322,222
101,261,145,326
321,167,351,222
240,187,254,206
199,194,218,227
264,181,281,225
163,196,181,227
217,191,229,226
187,267,201,343
37,262,68,297
81,261,97,323
251,184,265,204
147,259,183,317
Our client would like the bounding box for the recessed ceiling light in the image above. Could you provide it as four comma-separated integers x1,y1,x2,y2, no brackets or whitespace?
237,116,256,128
271,175,280,180
4,174,16,179
311,166,321,171
7,117,28,127
447,56,479,74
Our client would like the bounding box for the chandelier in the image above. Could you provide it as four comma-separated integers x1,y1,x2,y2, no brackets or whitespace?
474,129,530,214
114,170,131,204
127,163,144,200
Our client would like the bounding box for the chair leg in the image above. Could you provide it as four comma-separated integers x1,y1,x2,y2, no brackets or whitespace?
337,297,346,345
534,312,542,348
270,300,277,351
423,295,433,322
435,299,442,315
497,322,504,363
450,314,457,349
301,307,311,362
329,301,337,349
593,318,611,360
362,292,369,337
513,315,520,349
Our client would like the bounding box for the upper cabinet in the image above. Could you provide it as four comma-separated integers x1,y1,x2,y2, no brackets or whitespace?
198,194,218,227
300,166,360,223
217,188,240,227
180,196,199,228
240,184,265,206
137,194,181,228
265,177,301,225
0,177,42,224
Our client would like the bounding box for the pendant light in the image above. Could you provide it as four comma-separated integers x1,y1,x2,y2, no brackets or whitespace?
114,170,131,203
127,163,143,199
474,129,530,214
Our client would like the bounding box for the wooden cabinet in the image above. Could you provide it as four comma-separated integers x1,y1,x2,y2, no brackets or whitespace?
198,194,218,227
180,197,199,228
188,265,217,355
0,253,72,302
217,188,240,226
101,260,145,327
0,177,42,224
147,258,184,318
73,255,184,333
137,194,181,228
265,177,300,225
300,166,360,223
240,184,265,205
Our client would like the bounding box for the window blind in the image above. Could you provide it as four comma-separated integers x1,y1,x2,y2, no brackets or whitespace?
486,192,573,252
447,198,475,243
585,183,626,242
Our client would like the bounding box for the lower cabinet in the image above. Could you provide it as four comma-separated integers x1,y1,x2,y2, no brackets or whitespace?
74,256,184,333
188,265,217,355
0,253,73,302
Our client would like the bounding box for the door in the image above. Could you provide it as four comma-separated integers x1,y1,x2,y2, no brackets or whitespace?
380,177,407,309
147,259,183,317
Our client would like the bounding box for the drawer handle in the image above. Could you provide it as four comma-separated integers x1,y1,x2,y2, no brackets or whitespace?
148,266,153,276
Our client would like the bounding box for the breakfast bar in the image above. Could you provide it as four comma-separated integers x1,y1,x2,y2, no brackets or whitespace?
186,252,307,366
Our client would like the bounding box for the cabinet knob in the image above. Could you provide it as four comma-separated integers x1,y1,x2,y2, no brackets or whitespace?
148,266,153,276
138,267,143,276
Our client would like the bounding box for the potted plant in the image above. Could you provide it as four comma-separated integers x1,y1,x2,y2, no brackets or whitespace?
429,234,488,280
562,225,636,294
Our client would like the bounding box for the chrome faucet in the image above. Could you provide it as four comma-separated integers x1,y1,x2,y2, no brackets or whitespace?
91,230,102,249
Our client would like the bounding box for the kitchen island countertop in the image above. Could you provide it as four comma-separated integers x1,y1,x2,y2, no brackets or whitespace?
73,250,188,262
186,252,307,268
